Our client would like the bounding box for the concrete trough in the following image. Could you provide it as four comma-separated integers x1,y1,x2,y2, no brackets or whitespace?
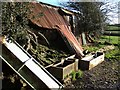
79,52,104,70
47,59,78,81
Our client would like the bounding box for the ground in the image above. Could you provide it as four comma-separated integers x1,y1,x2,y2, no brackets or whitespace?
2,45,120,90
64,34,120,90
1,34,120,90
64,59,120,90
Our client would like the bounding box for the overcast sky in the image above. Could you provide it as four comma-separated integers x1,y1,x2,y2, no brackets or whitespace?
37,0,120,24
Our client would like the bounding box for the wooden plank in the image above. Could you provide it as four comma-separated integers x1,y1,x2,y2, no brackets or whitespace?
79,52,104,70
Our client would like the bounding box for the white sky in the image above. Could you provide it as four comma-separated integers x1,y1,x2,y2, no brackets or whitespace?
37,0,120,24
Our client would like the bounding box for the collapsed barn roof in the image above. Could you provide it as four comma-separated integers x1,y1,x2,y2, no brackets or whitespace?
29,2,84,57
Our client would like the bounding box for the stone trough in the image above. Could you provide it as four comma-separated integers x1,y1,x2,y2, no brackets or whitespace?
79,52,105,70
47,58,78,81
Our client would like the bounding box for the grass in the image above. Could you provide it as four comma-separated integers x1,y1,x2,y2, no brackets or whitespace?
105,46,120,60
84,35,120,61
83,43,105,52
99,36,119,45
106,26,120,31
83,35,120,52
83,46,101,52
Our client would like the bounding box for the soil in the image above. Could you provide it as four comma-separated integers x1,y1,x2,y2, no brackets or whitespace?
64,59,120,90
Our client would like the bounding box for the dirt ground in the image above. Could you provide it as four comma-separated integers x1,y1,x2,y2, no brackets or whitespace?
64,59,120,90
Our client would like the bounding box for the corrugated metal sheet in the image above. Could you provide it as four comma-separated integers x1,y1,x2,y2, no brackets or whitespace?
60,9,74,15
29,3,84,57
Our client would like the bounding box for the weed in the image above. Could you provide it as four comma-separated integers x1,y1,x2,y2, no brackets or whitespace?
76,70,83,79
70,70,83,81
71,71,76,81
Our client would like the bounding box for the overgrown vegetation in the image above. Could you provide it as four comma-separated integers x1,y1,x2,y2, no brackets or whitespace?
2,2,29,40
2,2,69,66
29,44,68,66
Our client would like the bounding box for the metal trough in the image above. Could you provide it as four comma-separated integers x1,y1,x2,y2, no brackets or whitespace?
79,52,104,70
0,38,63,90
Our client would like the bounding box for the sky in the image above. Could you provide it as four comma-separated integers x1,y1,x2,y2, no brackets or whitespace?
37,0,120,24
36,0,60,6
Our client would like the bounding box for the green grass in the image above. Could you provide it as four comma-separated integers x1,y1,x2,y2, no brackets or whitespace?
104,31,120,34
105,46,120,60
83,43,105,52
83,34,120,62
83,35,119,52
106,26,120,30
83,46,100,52
99,36,119,44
